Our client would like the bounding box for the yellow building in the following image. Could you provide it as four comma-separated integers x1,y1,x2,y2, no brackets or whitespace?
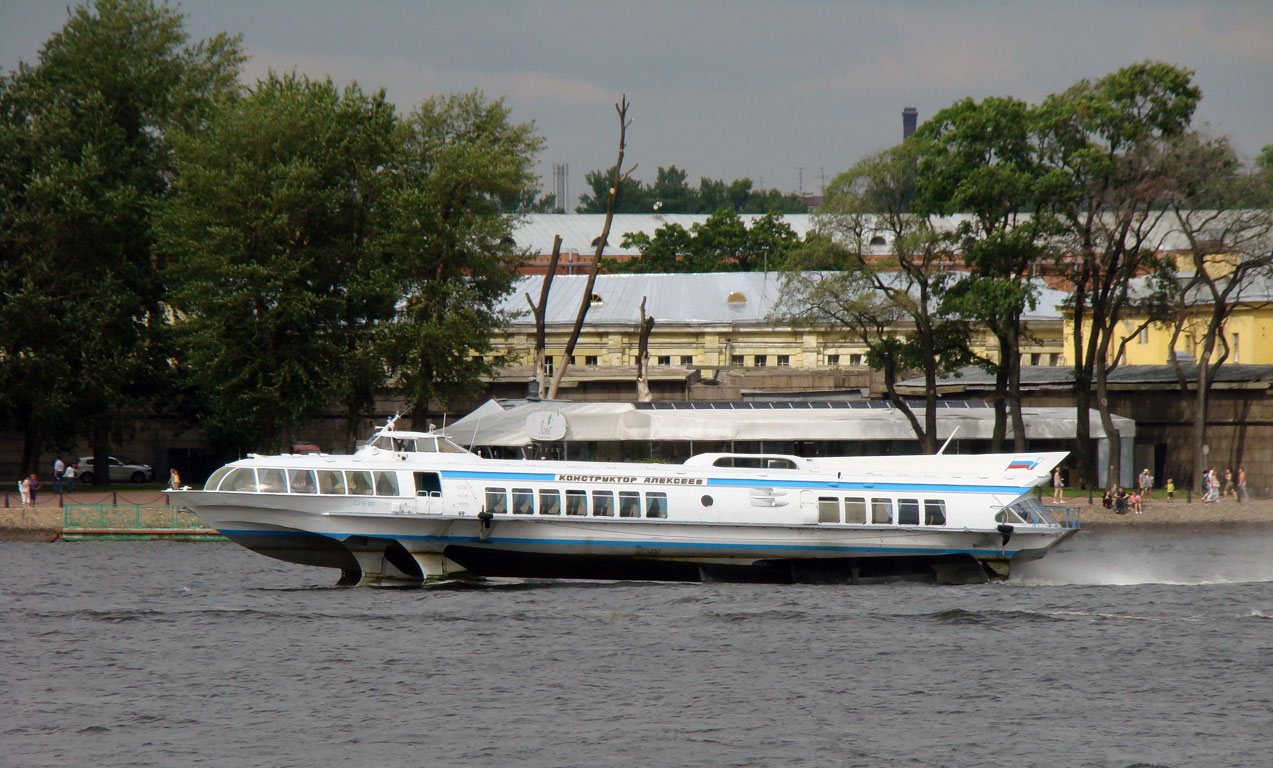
489,273,1068,393
1062,269,1273,367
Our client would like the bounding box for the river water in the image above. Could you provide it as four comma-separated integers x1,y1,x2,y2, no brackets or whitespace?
3,529,1271,768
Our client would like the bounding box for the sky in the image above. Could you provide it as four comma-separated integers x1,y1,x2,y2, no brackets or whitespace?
3,1,1272,207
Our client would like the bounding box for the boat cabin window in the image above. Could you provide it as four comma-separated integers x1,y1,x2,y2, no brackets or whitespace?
289,469,317,495
413,472,441,497
844,497,867,525
410,438,436,453
258,468,287,493
646,492,668,519
512,488,534,514
871,497,893,524
436,437,469,454
205,466,233,491
318,470,345,495
221,467,257,492
485,488,508,514
924,499,947,526
592,490,614,517
711,455,797,469
818,496,840,523
374,471,400,496
898,498,920,525
539,489,561,515
347,470,374,496
619,491,641,518
565,489,587,516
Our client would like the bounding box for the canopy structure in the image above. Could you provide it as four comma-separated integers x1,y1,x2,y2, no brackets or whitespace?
445,399,1134,448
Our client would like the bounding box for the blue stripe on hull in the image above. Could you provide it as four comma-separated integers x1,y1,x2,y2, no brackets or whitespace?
218,527,1022,558
438,469,1026,495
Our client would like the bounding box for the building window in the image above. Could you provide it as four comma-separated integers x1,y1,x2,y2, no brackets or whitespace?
827,354,840,366
657,355,671,366
849,353,863,366
1139,327,1149,345
777,355,790,367
585,355,599,366
680,355,693,366
730,354,744,367
1233,333,1240,363
1030,353,1041,366
754,355,767,367
1050,353,1061,366
545,356,554,374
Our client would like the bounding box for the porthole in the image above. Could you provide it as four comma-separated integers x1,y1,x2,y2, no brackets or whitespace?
701,495,714,507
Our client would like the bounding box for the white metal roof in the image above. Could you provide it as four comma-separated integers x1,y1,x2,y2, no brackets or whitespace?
499,272,1070,326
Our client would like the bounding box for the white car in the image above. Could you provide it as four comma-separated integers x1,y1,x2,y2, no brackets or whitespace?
75,456,155,484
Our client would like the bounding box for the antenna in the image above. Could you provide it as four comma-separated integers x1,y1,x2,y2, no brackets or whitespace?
376,412,400,439
937,425,959,455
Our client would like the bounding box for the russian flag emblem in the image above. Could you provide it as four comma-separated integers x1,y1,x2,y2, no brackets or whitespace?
1007,457,1040,471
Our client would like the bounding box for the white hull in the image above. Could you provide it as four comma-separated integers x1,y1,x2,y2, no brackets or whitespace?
175,426,1077,587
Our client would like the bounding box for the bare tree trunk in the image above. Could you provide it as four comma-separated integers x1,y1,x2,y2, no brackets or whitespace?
547,95,635,400
1006,325,1027,452
990,365,1008,453
1095,339,1121,491
635,296,654,402
526,234,563,395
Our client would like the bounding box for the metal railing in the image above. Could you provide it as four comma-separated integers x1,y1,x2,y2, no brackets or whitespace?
63,503,222,537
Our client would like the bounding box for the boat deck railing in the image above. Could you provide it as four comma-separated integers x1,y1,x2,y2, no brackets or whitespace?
1000,498,1082,529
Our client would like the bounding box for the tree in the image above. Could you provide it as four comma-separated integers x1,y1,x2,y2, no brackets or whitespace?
380,90,544,426
575,165,805,213
615,210,801,273
910,96,1051,452
1034,61,1202,489
158,73,398,454
780,146,972,452
1158,132,1273,490
0,0,243,477
547,95,634,400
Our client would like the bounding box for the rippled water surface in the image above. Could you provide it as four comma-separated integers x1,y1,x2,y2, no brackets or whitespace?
3,530,1271,768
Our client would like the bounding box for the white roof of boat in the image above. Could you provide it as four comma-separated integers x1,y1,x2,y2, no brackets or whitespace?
444,399,1134,448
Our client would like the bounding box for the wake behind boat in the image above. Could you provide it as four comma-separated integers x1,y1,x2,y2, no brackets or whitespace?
174,418,1078,586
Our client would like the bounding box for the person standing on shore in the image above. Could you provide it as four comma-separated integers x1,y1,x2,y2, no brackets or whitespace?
1237,467,1247,503
63,462,77,492
27,474,40,507
1053,468,1064,502
1139,468,1153,501
53,456,65,494
18,475,31,507
1166,478,1174,502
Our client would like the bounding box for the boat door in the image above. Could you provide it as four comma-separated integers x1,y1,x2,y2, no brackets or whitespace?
414,472,443,514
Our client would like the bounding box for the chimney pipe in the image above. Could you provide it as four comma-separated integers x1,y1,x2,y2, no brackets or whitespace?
902,107,918,139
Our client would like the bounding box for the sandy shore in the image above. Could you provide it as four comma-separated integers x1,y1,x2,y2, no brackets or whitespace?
1046,491,1273,529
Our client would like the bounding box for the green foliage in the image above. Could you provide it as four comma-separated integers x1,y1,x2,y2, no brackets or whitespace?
614,210,801,273
157,73,397,453
159,82,543,449
380,91,544,422
0,0,243,470
576,164,806,214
